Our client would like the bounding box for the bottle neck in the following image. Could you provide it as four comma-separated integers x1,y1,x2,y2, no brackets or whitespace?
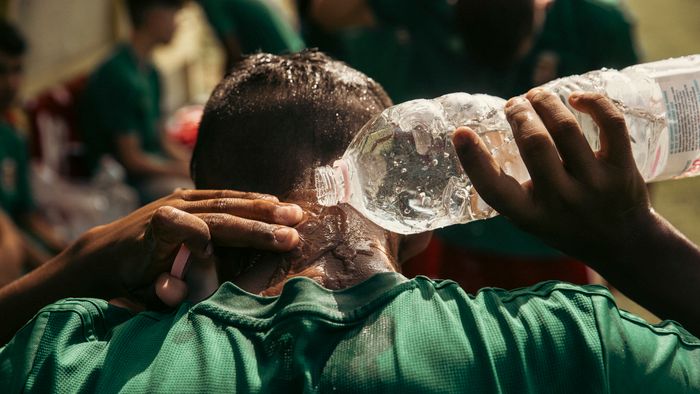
315,159,351,206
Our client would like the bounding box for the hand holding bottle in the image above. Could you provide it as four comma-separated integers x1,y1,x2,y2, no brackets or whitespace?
453,89,650,264
454,90,700,334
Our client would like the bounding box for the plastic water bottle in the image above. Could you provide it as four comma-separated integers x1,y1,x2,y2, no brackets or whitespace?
315,55,700,234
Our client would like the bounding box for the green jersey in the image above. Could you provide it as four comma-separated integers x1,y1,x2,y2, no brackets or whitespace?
79,44,163,174
2,273,699,392
198,0,304,55
0,121,33,219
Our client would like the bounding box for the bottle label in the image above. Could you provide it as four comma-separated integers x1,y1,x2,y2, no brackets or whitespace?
654,66,700,178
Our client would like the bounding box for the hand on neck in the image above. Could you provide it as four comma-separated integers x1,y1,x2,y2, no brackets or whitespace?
217,191,401,296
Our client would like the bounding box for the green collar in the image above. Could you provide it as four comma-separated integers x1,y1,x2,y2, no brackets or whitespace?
192,272,413,329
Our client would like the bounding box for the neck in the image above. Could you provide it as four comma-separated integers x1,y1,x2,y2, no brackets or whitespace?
130,31,157,63
218,204,400,296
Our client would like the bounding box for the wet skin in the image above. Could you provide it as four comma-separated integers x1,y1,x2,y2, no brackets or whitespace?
216,192,401,296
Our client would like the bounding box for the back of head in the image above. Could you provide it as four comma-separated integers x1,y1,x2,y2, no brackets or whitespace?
0,19,26,57
191,50,392,198
125,0,185,28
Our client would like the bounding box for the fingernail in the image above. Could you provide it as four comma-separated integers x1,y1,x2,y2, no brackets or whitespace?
452,129,475,149
506,96,528,108
274,227,298,245
277,205,303,224
526,88,544,100
569,92,583,101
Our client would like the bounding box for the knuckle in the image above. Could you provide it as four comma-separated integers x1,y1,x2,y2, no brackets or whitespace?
177,189,194,201
506,103,532,120
152,206,177,224
529,90,557,106
590,93,610,104
606,113,628,131
214,198,234,212
551,116,580,134
250,220,276,243
518,132,552,156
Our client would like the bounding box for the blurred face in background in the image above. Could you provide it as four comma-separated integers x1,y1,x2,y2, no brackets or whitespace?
457,0,555,68
142,6,180,45
0,51,23,111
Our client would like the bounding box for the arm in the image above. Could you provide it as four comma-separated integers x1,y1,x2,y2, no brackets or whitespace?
0,210,24,287
309,0,376,31
116,134,189,178
160,123,192,163
0,189,303,345
453,90,700,336
19,212,67,254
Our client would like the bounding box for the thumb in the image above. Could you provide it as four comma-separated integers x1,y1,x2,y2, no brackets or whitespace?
155,273,189,307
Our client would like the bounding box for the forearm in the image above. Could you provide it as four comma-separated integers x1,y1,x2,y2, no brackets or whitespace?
22,212,66,253
162,135,191,163
0,214,25,286
310,0,375,31
589,210,700,336
122,151,187,178
0,235,110,345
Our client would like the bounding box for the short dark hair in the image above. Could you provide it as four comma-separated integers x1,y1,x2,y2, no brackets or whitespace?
191,50,392,197
456,0,534,69
0,19,27,57
125,0,185,28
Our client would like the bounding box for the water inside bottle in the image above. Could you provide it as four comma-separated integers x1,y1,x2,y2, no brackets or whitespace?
341,95,525,234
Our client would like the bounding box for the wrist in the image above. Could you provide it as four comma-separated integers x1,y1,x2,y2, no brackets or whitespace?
57,227,121,300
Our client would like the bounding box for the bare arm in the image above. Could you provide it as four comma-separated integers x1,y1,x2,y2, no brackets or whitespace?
0,211,24,287
453,90,700,336
309,0,376,31
20,212,67,254
160,122,192,163
0,189,303,345
116,134,189,178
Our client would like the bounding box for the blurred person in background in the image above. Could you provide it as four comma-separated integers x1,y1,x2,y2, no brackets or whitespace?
2,52,700,391
0,19,67,279
305,0,639,292
197,0,305,70
80,0,192,204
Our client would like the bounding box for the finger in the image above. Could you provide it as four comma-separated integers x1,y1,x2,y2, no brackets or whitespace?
149,206,212,260
568,92,634,168
196,213,300,251
453,127,532,220
526,89,597,177
505,96,572,191
175,189,279,203
154,273,188,307
181,198,303,226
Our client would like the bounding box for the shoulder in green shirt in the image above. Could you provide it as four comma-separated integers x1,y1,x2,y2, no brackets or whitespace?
0,121,34,218
198,0,304,55
2,273,699,392
79,44,163,173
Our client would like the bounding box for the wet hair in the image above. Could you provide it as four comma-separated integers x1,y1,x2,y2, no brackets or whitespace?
456,0,534,69
0,19,26,57
191,50,392,196
125,0,185,28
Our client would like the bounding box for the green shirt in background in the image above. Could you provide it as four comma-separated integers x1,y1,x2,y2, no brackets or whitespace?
440,0,640,256
79,44,163,175
339,0,468,104
0,121,33,219
2,273,699,392
198,0,304,55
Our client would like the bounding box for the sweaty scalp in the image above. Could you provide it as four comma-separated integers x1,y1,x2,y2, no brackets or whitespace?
191,50,392,197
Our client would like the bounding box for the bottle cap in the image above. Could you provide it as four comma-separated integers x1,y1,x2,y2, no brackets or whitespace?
333,159,352,203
